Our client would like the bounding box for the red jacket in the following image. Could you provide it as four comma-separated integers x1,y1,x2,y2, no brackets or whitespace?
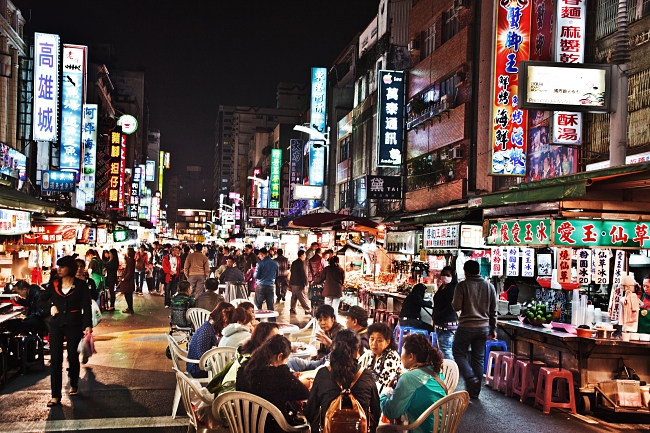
162,254,181,283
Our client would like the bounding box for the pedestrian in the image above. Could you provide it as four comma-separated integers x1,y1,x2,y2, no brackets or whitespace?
196,278,224,312
38,256,93,407
104,248,119,311
75,258,98,301
151,242,164,293
305,242,319,261
451,259,497,399
433,266,458,360
273,248,289,302
289,250,311,315
398,283,434,333
120,247,137,314
242,244,258,273
339,305,369,350
322,255,344,318
183,243,210,299
307,248,326,286
162,245,182,308
253,248,278,320
134,246,149,295
179,245,190,281
85,249,104,302
219,256,245,284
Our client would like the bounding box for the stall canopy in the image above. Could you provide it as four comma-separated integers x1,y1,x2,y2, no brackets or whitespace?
289,212,379,230
0,185,56,214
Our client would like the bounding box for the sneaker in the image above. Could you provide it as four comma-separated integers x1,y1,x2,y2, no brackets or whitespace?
164,305,170,308
304,310,312,316
466,378,481,399
290,309,297,314
122,308,134,314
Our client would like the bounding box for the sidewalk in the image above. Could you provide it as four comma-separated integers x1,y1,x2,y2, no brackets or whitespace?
0,287,647,432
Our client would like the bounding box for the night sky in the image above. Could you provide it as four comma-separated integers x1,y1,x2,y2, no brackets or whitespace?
15,0,379,177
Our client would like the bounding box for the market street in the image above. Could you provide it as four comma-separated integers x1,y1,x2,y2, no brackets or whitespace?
0,289,648,432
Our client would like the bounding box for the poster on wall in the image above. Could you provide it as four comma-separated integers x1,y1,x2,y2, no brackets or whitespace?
521,247,535,277
537,253,552,276
526,110,578,181
385,231,415,255
577,249,592,285
490,247,503,277
506,247,519,276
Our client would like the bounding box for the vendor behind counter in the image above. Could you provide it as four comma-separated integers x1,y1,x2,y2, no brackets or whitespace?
398,283,434,333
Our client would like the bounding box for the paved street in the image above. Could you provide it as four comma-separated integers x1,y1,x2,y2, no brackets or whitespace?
0,288,649,432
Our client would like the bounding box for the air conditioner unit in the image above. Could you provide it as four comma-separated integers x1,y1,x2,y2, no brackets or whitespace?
408,39,420,51
449,147,464,159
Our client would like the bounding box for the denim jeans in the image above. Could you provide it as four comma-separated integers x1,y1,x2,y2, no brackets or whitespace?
436,328,456,361
135,270,145,292
287,357,321,372
254,284,276,322
452,326,489,384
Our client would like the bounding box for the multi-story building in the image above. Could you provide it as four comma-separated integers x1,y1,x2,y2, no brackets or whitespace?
111,69,149,171
174,208,212,242
167,165,212,226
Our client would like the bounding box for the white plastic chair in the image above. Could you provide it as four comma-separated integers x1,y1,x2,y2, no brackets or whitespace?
186,307,211,331
292,317,320,346
212,390,310,433
199,346,237,379
442,359,459,393
230,298,258,310
173,367,218,433
376,391,470,433
167,334,206,419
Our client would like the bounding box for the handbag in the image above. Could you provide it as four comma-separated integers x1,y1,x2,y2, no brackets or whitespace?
91,300,102,327
308,284,324,301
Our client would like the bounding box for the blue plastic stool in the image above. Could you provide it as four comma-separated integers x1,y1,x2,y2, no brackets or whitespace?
397,327,429,354
484,340,508,373
393,324,401,343
429,331,438,348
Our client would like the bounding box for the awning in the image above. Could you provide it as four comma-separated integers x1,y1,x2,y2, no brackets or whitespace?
397,210,471,226
289,212,379,230
0,185,56,214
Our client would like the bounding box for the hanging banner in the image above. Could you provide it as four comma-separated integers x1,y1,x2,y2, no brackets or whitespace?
554,219,650,248
490,0,531,175
576,249,592,285
612,249,626,287
506,246,519,276
423,224,459,249
491,247,503,277
521,247,535,277
557,248,572,283
81,104,98,203
385,231,416,255
594,248,610,285
60,45,86,172
269,148,281,208
377,70,405,167
487,219,551,246
33,33,60,142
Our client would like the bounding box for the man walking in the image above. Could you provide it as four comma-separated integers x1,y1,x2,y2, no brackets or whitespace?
253,248,278,321
134,246,149,295
184,243,210,299
289,250,311,315
451,260,497,399
151,242,164,294
162,246,181,308
273,248,290,302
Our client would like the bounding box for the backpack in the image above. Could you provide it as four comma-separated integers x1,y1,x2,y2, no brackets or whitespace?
322,367,368,433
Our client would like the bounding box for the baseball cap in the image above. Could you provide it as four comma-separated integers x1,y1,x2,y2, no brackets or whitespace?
339,306,368,321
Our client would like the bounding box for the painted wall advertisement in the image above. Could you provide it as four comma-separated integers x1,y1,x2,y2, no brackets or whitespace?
60,45,86,172
490,0,531,175
33,33,60,142
80,104,98,203
377,70,404,168
269,148,281,209
310,67,327,134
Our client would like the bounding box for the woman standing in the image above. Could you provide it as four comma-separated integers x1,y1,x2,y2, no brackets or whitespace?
104,249,119,311
380,334,447,433
322,256,345,317
120,248,136,314
359,322,404,392
433,266,458,360
38,256,92,407
236,335,310,433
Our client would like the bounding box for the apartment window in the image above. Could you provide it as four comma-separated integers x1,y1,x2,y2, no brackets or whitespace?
338,182,349,210
442,7,460,43
339,136,351,162
440,74,458,99
423,23,436,57
596,0,638,39
645,0,650,16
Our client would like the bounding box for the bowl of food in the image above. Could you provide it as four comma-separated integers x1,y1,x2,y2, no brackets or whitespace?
576,326,595,338
525,304,553,326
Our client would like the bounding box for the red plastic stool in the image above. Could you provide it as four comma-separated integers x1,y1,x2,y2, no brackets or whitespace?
512,360,545,402
534,367,577,414
387,314,400,330
496,353,517,396
485,351,511,389
374,309,387,324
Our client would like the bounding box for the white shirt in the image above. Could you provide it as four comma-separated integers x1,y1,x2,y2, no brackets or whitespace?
170,256,178,275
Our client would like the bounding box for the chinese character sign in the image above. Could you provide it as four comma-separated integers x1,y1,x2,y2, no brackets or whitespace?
269,148,281,209
310,67,327,134
557,248,572,283
553,219,650,248
377,70,404,167
576,249,591,284
423,224,459,248
309,142,325,186
145,160,155,181
521,247,535,277
289,139,303,210
367,175,402,199
33,33,60,142
80,104,97,203
41,170,76,192
60,45,86,172
507,247,520,276
594,248,610,285
107,132,126,210
491,0,531,175
491,247,503,277
612,250,625,287
486,219,551,246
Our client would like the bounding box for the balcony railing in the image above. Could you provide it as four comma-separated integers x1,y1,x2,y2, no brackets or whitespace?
406,99,453,130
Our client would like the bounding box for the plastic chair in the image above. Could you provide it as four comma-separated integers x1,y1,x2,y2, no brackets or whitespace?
496,353,517,396
213,390,310,432
397,327,429,354
534,367,577,414
166,334,206,419
199,346,237,379
376,391,470,433
484,340,508,373
485,351,511,389
442,359,459,393
173,367,218,432
186,307,211,331
512,360,545,403
292,317,320,346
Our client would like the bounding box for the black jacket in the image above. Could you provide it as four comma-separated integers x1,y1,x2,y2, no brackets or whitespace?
433,282,458,325
105,257,119,284
305,366,380,433
16,286,47,318
289,258,308,286
399,291,433,320
38,277,92,328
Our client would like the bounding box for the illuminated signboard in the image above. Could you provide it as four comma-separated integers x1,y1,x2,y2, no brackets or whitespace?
293,184,323,200
490,1,531,176
519,62,611,111
117,114,138,135
33,33,60,142
158,151,164,199
164,152,170,169
289,139,303,211
145,160,155,181
269,148,281,208
377,70,404,167
424,224,459,249
251,167,261,207
60,45,86,172
0,209,30,235
81,104,98,203
553,219,650,248
150,192,160,226
308,142,325,186
107,132,126,209
131,166,141,219
0,143,26,180
24,225,77,244
259,178,269,208
310,67,327,134
41,170,76,192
